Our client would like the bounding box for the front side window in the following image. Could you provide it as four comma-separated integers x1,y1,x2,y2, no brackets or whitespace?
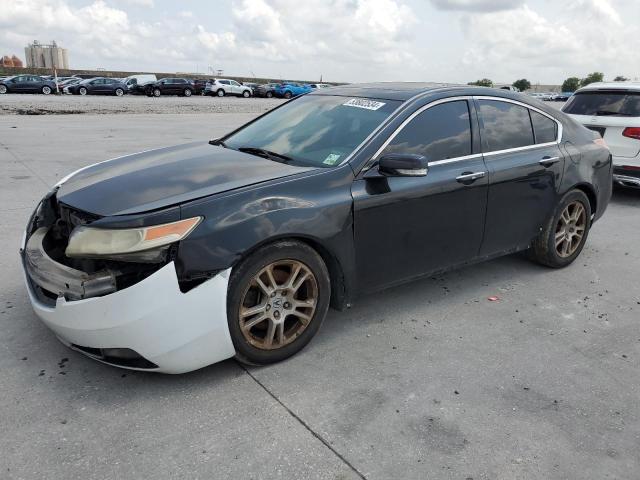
224,95,401,168
563,91,640,117
381,100,472,161
478,100,534,151
530,110,557,144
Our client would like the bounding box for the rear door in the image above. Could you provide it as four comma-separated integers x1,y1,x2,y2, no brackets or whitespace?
476,97,565,256
352,98,488,292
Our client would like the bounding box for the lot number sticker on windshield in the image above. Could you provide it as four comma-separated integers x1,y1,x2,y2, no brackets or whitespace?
343,98,386,111
323,153,341,165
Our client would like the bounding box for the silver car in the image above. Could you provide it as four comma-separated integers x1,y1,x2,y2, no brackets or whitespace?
204,79,252,98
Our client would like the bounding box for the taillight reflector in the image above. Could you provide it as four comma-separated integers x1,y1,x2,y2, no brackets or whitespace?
622,127,640,140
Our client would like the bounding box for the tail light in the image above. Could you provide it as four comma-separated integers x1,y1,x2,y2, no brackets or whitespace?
622,127,640,140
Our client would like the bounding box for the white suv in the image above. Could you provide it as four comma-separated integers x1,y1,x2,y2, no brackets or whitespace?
563,82,640,188
204,79,252,98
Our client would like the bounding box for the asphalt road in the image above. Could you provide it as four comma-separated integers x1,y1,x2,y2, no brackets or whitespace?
1,104,639,480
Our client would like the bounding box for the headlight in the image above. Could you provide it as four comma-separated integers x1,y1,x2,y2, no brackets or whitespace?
65,216,202,258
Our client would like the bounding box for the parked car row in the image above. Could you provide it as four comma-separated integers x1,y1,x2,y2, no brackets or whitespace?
530,92,573,101
0,73,333,99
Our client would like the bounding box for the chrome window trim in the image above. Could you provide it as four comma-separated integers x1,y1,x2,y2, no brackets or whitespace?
474,95,563,156
338,96,418,167
366,94,564,168
371,96,474,162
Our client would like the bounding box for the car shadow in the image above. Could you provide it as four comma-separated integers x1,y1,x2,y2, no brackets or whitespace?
318,252,548,345
610,185,640,206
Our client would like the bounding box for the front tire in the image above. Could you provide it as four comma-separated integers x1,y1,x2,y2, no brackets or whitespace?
0,84,8,94
227,240,331,365
265,91,273,98
242,90,250,98
529,189,592,268
79,87,88,96
114,88,124,96
42,85,52,95
153,88,161,97
184,88,192,97
284,91,292,99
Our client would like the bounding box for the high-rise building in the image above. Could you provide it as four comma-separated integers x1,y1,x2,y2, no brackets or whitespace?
24,40,69,69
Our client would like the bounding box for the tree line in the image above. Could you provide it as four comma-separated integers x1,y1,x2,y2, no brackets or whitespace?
467,73,629,92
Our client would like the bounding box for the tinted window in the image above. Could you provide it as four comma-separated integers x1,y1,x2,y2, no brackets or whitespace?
530,110,557,144
225,95,401,168
563,91,640,117
479,100,534,151
220,80,230,85
381,101,472,161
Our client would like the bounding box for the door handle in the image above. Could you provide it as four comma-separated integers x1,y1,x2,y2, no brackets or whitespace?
456,171,486,183
539,156,560,167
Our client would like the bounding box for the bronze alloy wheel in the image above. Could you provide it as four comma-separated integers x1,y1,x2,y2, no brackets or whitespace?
555,201,587,258
239,260,318,350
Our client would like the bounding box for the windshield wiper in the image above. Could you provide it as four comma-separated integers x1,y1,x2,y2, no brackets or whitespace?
237,147,294,163
208,138,227,147
595,110,633,116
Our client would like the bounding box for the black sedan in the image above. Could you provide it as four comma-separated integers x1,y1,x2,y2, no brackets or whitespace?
67,77,127,96
21,84,612,373
144,78,194,97
0,75,56,95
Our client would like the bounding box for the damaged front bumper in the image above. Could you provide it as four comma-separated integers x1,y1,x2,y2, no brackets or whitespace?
21,227,236,374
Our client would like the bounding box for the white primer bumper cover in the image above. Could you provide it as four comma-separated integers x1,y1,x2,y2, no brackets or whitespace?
25,262,236,373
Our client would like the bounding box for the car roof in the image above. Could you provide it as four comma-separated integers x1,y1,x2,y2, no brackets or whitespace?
576,81,640,92
309,82,526,102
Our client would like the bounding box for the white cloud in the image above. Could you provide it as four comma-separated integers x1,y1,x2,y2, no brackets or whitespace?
430,0,523,12
1,0,639,83
458,0,639,83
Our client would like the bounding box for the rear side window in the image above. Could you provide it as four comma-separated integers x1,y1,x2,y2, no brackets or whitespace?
563,91,640,117
530,110,558,144
382,100,472,161
478,100,534,151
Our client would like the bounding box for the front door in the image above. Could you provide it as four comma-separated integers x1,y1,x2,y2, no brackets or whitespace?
475,98,565,255
352,99,488,293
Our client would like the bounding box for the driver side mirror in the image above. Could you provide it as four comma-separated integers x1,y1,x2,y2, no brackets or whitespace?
376,153,428,177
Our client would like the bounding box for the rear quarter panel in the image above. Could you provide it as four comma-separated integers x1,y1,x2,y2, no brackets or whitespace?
558,112,612,221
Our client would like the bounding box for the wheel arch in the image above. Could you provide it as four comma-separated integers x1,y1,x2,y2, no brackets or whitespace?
570,182,597,218
234,234,349,311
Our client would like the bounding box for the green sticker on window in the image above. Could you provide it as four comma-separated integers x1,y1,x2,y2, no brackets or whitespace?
323,153,341,165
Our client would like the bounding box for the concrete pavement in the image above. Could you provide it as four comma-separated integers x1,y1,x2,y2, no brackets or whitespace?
1,111,639,480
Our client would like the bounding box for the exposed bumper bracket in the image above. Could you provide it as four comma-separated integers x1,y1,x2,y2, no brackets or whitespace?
24,227,117,300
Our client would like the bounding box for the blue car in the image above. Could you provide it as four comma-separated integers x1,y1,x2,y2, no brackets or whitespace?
274,82,312,99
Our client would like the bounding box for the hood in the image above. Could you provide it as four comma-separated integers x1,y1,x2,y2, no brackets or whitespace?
56,142,316,216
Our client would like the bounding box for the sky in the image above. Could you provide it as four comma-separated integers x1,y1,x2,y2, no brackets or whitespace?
1,0,639,85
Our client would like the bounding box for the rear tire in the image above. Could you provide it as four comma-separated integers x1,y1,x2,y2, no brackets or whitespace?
528,189,592,268
184,88,192,97
265,91,273,98
227,240,331,365
217,89,225,97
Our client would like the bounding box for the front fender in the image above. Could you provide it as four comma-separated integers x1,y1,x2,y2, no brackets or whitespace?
176,166,357,302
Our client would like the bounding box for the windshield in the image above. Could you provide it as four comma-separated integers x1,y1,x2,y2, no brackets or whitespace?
563,91,640,117
224,94,401,168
